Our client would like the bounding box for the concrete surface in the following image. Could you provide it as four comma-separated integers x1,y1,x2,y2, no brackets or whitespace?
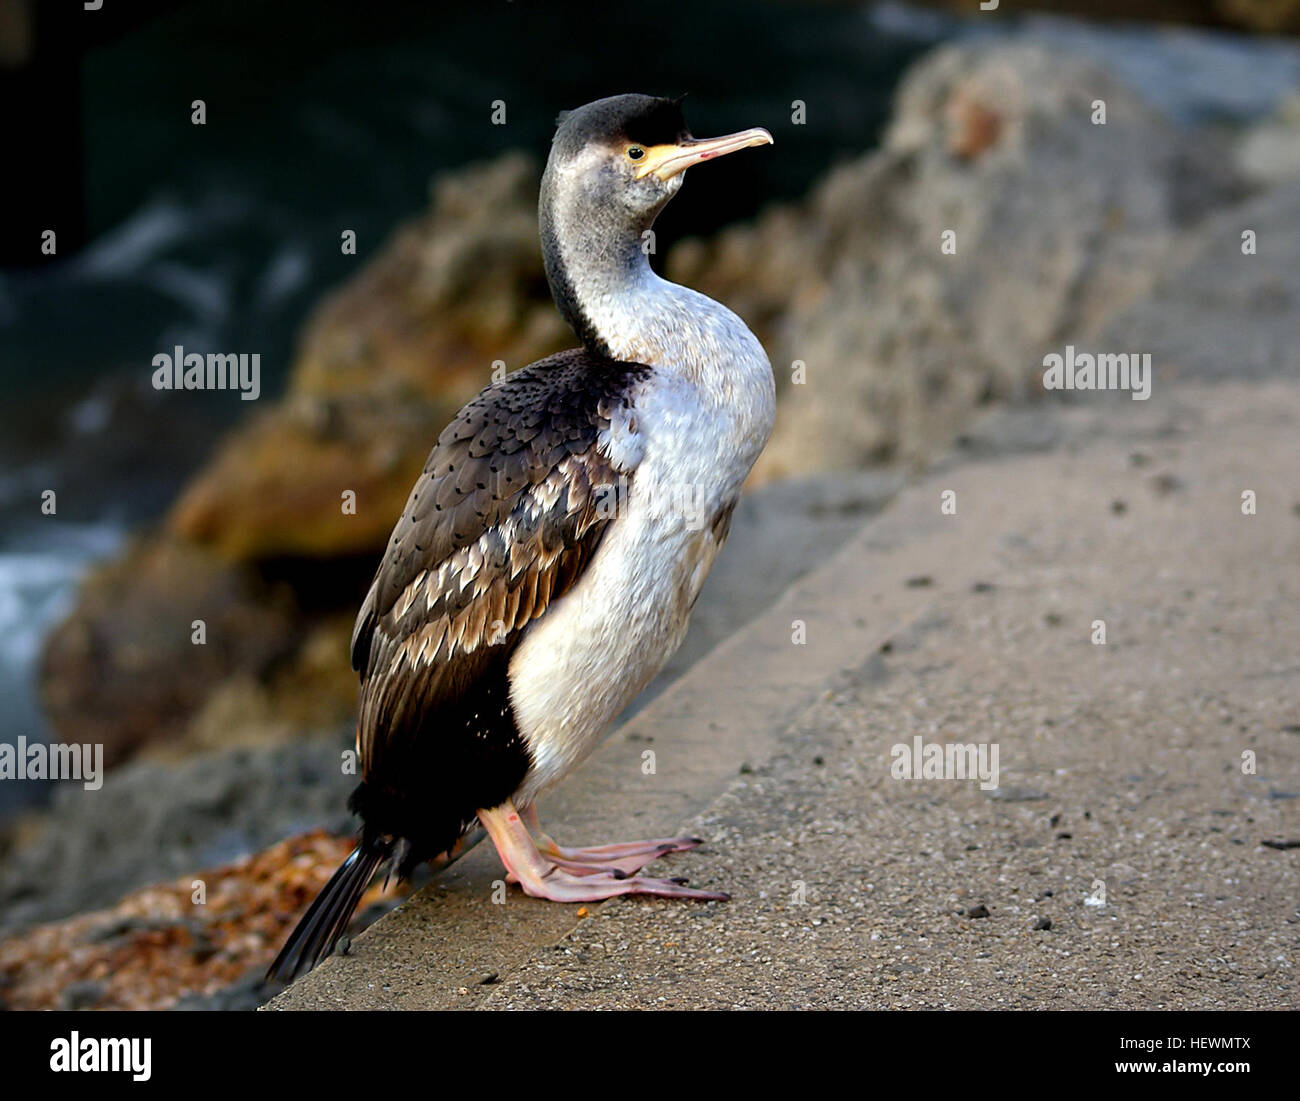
269,381,1299,1010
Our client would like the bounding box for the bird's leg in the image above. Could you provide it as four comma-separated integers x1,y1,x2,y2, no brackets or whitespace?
516,803,704,877
479,800,727,902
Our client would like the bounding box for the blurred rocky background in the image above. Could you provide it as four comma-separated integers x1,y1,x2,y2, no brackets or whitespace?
1,0,1298,1008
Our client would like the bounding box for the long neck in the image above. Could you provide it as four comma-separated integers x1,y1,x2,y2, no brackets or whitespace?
538,165,773,414
539,165,662,359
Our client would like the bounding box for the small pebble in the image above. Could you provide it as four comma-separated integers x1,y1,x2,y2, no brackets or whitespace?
1151,473,1182,495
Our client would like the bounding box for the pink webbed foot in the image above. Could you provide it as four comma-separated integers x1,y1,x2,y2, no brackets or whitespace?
481,802,728,902
518,804,704,877
514,866,727,902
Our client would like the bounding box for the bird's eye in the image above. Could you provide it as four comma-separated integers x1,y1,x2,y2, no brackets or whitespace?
626,146,645,161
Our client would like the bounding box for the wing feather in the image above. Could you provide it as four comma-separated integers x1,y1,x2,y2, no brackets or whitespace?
351,349,650,780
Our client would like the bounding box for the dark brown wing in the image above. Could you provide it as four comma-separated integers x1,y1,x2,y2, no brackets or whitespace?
351,349,650,790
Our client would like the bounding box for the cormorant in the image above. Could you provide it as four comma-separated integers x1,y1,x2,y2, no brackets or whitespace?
269,94,775,982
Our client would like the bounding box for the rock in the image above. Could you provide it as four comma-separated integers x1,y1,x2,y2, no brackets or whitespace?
169,152,568,561
1238,93,1300,186
1096,179,1300,380
172,970,272,1012
58,980,105,1010
39,536,300,766
167,395,438,562
908,0,1300,35
40,154,569,756
0,828,379,1010
0,738,354,936
1212,0,1300,32
675,43,1239,480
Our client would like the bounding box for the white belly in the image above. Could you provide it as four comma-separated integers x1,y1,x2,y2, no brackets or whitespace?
508,361,771,804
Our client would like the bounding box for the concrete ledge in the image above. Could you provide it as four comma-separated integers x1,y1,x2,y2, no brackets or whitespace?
269,381,1300,1010
268,412,1015,1009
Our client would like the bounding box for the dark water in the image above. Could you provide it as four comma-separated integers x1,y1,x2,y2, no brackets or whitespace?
0,0,933,813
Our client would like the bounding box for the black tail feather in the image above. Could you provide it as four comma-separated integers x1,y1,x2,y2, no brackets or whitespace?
266,834,393,983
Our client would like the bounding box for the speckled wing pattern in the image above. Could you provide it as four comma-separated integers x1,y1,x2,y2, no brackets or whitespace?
350,349,650,814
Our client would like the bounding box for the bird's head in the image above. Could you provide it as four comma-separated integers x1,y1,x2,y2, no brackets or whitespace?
542,93,773,243
539,94,772,350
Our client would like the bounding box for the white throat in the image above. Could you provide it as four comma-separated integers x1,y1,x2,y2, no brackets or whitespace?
541,150,775,423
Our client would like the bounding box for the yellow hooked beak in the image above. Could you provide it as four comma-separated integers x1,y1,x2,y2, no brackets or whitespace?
633,127,774,181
